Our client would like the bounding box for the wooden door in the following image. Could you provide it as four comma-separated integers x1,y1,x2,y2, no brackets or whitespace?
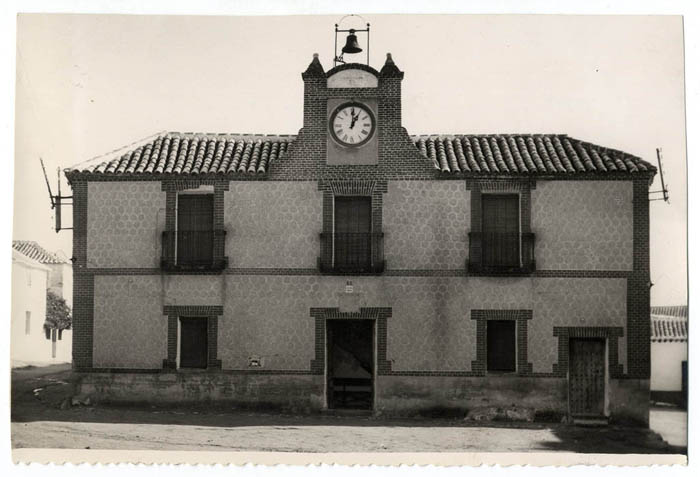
569,338,606,417
180,318,208,369
482,194,519,267
177,195,214,266
334,197,372,271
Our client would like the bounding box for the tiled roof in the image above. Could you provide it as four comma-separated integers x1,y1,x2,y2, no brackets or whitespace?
651,305,687,318
67,131,655,177
12,241,68,264
651,314,688,342
68,133,294,175
412,135,655,174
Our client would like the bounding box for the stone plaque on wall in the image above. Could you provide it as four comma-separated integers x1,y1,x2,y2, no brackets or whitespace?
327,69,378,88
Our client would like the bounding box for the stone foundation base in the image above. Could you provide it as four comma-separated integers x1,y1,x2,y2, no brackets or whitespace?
76,372,650,426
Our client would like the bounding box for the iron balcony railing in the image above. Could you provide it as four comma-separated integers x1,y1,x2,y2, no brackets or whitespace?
319,232,385,274
468,232,535,274
161,229,228,271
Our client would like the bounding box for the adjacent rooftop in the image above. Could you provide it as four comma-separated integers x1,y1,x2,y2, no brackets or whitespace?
12,241,69,264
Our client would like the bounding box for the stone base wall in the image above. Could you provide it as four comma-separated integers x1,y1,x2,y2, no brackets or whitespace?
375,375,568,416
76,373,649,426
77,372,324,411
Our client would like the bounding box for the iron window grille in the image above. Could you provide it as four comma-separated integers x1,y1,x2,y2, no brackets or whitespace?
161,229,228,271
319,232,385,274
468,232,535,275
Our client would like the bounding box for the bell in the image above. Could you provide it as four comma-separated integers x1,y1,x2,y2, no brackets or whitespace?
341,30,363,54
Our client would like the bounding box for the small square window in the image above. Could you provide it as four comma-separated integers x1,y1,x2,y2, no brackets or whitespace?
487,320,516,372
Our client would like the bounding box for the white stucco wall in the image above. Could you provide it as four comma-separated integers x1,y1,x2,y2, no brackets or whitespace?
651,341,687,391
11,253,71,365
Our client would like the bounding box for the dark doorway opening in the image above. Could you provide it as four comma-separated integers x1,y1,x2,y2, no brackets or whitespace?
487,320,516,372
180,317,208,369
568,338,606,417
326,319,374,410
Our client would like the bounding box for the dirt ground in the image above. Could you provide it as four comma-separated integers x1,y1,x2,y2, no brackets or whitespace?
10,364,687,454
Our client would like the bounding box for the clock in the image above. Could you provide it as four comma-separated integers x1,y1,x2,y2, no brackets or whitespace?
329,102,376,147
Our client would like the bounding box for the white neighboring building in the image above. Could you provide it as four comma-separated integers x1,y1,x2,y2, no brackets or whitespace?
11,241,73,366
650,305,688,407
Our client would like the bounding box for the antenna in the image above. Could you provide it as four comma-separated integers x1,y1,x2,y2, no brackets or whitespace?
40,157,55,209
649,148,670,203
39,157,73,232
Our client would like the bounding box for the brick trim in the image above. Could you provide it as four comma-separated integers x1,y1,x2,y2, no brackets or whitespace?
71,179,94,369
162,305,224,370
83,267,635,278
552,326,624,378
161,179,229,271
309,307,392,375
467,179,534,274
471,309,533,376
66,170,654,183
625,179,651,379
318,179,388,272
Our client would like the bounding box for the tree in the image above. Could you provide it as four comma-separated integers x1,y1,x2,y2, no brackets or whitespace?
45,290,71,332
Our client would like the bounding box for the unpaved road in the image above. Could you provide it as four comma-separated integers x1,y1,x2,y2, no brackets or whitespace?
11,365,686,454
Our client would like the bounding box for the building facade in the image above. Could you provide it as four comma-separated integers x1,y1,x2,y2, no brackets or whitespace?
11,241,73,365
66,55,655,425
650,306,687,407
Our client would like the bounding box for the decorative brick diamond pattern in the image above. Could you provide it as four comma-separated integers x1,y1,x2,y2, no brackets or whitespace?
163,275,223,306
225,182,322,268
87,182,165,268
529,277,627,373
93,275,167,368
383,181,470,270
532,181,633,271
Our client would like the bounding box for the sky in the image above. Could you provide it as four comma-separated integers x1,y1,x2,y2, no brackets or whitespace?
12,13,687,305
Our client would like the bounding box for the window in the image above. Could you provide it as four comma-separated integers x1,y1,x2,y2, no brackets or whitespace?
25,311,31,335
334,197,372,271
469,191,535,274
482,194,520,268
487,320,516,372
179,317,208,369
177,194,214,267
320,196,384,273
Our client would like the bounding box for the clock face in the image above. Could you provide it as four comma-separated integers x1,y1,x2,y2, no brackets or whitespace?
329,102,376,147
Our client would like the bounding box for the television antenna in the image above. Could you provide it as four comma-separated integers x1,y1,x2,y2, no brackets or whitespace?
649,148,670,203
40,157,73,232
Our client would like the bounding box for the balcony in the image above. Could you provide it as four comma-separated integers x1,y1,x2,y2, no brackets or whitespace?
161,230,228,272
319,232,385,274
468,232,535,275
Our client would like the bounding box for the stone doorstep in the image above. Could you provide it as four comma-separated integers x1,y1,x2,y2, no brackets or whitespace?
321,408,373,417
572,417,610,427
